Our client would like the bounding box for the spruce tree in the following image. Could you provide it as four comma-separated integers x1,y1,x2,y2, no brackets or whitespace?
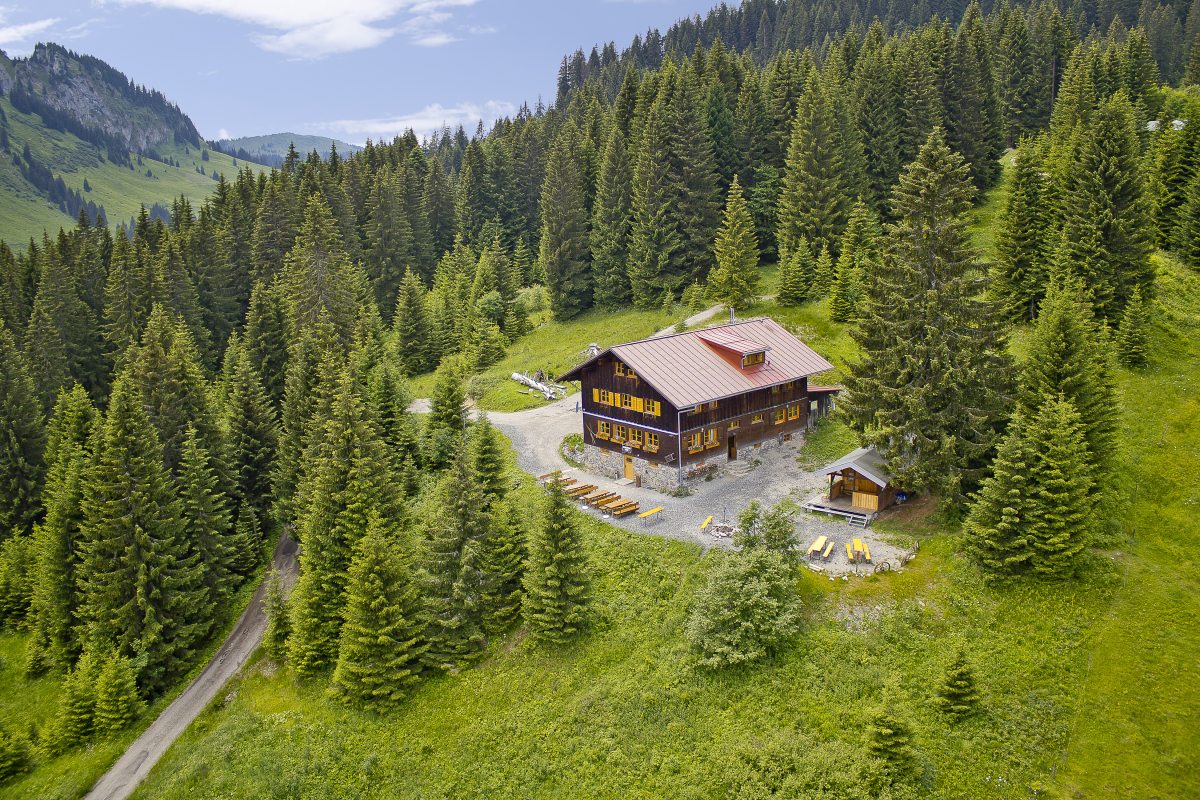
995,138,1053,321
364,169,413,315
479,497,527,633
1017,279,1119,487
392,268,433,375
221,334,278,526
865,706,920,783
249,177,298,286
709,176,760,309
591,126,634,308
934,648,982,720
538,122,592,320
841,129,1011,502
522,481,589,645
426,360,467,468
45,649,99,752
829,202,879,323
331,518,426,707
421,449,489,670
77,373,210,695
966,396,1094,578
262,564,291,664
0,321,45,539
1056,92,1154,319
280,195,365,341
177,426,233,615
810,244,836,299
244,280,290,407
470,414,508,503
92,649,144,734
1116,285,1150,368
0,726,31,782
776,237,815,306
777,74,850,260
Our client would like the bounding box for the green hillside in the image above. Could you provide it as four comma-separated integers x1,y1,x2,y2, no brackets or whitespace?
213,133,362,165
0,97,255,245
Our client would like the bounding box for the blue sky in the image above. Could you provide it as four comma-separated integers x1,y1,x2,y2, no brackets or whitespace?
0,0,705,143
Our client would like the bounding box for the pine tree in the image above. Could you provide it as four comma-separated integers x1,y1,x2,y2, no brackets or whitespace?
966,396,1094,578
281,195,365,341
0,321,45,539
331,518,426,707
288,368,396,676
995,138,1053,321
392,268,433,375
92,649,144,734
249,177,298,286
364,169,413,315
479,497,527,633
591,126,634,308
522,481,589,645
244,281,290,407
538,122,592,320
470,414,508,503
177,426,233,615
1116,285,1150,368
777,74,850,260
777,236,814,306
421,449,489,670
810,244,836,299
262,564,291,664
865,706,920,783
1017,279,1119,488
427,359,467,468
829,202,879,323
0,726,31,782
1056,92,1154,319
933,648,981,720
709,176,760,309
221,334,278,526
77,374,209,695
841,129,1011,502
45,649,100,752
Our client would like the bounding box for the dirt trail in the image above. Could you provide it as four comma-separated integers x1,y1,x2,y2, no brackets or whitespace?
85,533,298,800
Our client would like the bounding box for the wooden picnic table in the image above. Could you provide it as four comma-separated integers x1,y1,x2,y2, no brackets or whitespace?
597,496,627,509
611,503,640,517
807,535,828,557
583,490,615,505
566,483,597,497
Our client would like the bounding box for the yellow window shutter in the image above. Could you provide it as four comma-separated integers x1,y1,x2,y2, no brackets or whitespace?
635,397,644,412
592,388,599,402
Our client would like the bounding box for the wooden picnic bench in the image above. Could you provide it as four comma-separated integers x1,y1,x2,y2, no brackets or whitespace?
566,483,597,497
611,503,640,517
537,471,561,482
583,490,616,505
597,496,627,509
638,506,664,522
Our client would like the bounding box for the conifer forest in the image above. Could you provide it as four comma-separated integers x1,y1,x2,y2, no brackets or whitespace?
0,0,1199,796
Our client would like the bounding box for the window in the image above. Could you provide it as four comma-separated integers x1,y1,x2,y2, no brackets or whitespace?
628,429,643,447
597,421,611,439
752,413,764,424
705,428,719,448
774,408,786,425
741,351,765,367
645,432,660,452
686,432,702,452
621,393,637,410
645,399,661,416
627,368,637,379
788,404,800,421
613,424,627,442
771,384,781,394
728,419,740,431
594,389,615,406
614,361,626,376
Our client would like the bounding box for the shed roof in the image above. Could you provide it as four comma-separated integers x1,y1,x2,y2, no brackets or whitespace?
557,317,834,408
819,446,892,489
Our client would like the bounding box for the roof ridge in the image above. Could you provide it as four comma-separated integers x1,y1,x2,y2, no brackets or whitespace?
618,316,768,349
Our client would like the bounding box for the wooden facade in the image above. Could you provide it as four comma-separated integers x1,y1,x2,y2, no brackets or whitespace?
575,350,813,479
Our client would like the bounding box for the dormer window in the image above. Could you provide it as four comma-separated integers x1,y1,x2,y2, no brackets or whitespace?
741,351,766,368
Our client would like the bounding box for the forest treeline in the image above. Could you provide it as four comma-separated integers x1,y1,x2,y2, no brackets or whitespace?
0,0,1197,779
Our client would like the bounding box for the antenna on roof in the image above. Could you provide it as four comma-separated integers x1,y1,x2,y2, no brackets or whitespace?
729,307,735,323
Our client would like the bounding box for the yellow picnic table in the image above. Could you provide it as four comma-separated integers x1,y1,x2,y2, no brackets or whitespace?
700,515,713,531
807,535,828,557
639,506,664,521
845,542,855,562
822,541,835,561
862,543,872,562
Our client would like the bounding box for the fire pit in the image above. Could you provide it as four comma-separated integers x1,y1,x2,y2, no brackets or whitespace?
710,523,736,539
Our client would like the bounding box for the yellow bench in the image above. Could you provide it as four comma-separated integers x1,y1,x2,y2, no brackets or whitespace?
822,541,835,561
700,515,713,531
597,496,627,509
862,543,872,563
639,506,664,521
846,542,855,562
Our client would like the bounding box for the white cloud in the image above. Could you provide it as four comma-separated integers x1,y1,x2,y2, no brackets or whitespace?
0,9,59,47
103,0,478,57
313,99,516,143
217,128,231,139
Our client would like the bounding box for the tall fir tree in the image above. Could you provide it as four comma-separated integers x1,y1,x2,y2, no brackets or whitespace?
392,268,434,376
708,176,760,309
220,334,278,527
538,121,592,320
522,481,589,645
331,517,426,707
776,236,815,306
177,425,233,616
995,137,1053,321
841,129,1011,502
1116,285,1150,368
92,649,144,734
262,564,291,664
829,201,880,323
590,126,634,308
0,321,45,539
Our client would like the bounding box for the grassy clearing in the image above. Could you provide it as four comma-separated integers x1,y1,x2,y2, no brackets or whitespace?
410,306,675,411
795,416,861,470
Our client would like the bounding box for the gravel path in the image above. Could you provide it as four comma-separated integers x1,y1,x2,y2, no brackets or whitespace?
85,534,298,800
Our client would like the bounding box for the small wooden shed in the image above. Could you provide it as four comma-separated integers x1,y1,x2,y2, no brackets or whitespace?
819,446,897,513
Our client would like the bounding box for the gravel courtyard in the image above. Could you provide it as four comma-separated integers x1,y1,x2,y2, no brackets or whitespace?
486,394,911,573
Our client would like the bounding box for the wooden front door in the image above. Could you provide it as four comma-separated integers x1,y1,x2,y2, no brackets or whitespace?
728,435,737,461
623,455,635,480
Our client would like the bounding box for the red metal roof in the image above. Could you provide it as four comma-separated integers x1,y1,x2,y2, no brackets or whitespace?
696,329,769,356
559,317,835,408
